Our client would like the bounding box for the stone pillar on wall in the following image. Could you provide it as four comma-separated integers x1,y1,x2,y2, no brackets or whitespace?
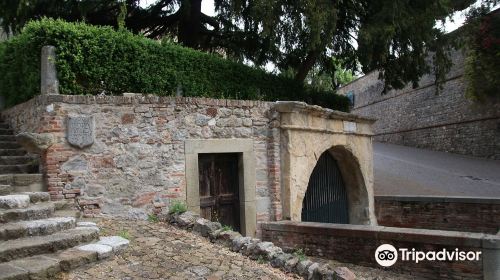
274,101,377,225
41,45,59,95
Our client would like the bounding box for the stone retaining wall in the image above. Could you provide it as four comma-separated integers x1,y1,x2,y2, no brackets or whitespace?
261,221,500,279
1,95,281,226
1,94,377,238
337,49,500,159
375,196,500,234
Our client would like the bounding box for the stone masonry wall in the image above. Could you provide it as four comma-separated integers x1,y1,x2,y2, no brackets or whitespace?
337,49,500,159
375,196,500,234
1,95,281,226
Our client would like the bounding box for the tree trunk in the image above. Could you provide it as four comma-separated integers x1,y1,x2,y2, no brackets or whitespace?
294,49,321,82
178,0,202,48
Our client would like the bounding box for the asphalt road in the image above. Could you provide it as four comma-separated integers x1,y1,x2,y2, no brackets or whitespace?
373,142,500,198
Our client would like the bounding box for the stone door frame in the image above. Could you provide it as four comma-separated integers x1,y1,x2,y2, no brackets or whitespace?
185,139,257,237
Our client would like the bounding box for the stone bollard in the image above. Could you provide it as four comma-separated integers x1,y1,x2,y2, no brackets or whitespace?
40,45,59,95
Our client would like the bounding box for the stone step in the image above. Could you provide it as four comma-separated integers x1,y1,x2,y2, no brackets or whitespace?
0,192,51,203
53,209,81,220
0,156,38,165
0,186,13,196
0,135,15,142
0,227,100,262
22,192,50,204
0,164,39,174
0,248,97,279
0,217,76,241
0,195,30,209
0,235,130,279
0,202,55,223
10,184,45,194
0,124,8,130
0,142,21,149
0,129,13,136
0,149,26,156
0,175,44,194
11,174,43,187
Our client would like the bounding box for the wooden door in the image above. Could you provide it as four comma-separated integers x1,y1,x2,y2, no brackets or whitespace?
198,153,240,231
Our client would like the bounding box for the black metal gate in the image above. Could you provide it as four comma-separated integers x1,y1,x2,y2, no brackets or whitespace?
301,151,349,224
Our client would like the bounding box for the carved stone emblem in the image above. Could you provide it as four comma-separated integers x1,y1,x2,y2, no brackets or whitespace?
67,115,94,148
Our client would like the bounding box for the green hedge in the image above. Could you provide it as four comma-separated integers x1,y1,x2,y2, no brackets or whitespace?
0,19,349,111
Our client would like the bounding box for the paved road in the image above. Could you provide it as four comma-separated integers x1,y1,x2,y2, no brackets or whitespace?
374,142,500,197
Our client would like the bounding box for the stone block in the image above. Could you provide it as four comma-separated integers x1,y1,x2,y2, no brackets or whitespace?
55,248,98,271
0,263,29,280
270,252,293,268
193,218,221,237
9,255,61,279
77,243,113,259
215,230,242,246
332,267,356,280
296,260,313,278
15,132,55,154
172,211,199,228
0,195,30,209
76,221,97,228
307,262,320,280
98,236,130,253
284,256,300,273
232,236,252,252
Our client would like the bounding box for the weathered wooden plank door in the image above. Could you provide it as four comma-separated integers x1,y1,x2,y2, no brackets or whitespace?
301,151,349,224
198,153,241,231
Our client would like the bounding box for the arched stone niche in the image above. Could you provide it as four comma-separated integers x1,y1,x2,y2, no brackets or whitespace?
274,101,377,225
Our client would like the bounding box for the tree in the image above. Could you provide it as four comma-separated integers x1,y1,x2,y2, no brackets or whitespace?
463,2,500,100
0,0,489,90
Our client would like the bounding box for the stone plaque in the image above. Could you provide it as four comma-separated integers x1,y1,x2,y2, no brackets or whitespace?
67,115,94,148
343,121,357,133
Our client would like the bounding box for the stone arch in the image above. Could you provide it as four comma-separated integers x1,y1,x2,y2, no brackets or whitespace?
299,145,370,224
275,101,376,225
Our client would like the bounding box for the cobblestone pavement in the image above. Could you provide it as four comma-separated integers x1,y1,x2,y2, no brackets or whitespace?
61,218,416,280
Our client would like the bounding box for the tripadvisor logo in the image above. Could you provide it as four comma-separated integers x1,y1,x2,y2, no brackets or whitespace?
375,244,482,267
375,244,398,267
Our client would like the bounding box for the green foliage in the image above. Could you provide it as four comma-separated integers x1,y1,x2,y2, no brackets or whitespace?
463,5,500,101
168,200,187,215
147,214,159,223
118,229,131,240
293,248,307,262
0,19,349,111
1,1,476,92
221,225,233,232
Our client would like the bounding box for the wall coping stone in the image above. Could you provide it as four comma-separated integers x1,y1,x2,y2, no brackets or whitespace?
375,195,500,204
261,221,500,249
3,94,274,110
273,101,376,123
3,96,374,125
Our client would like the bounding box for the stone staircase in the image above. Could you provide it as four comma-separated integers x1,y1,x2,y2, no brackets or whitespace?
0,118,128,279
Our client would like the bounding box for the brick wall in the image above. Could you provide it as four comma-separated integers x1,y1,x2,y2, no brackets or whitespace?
1,95,281,222
262,221,500,279
337,48,500,159
375,196,500,234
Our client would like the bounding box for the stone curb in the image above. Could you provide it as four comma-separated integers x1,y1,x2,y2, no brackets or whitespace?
165,211,356,280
